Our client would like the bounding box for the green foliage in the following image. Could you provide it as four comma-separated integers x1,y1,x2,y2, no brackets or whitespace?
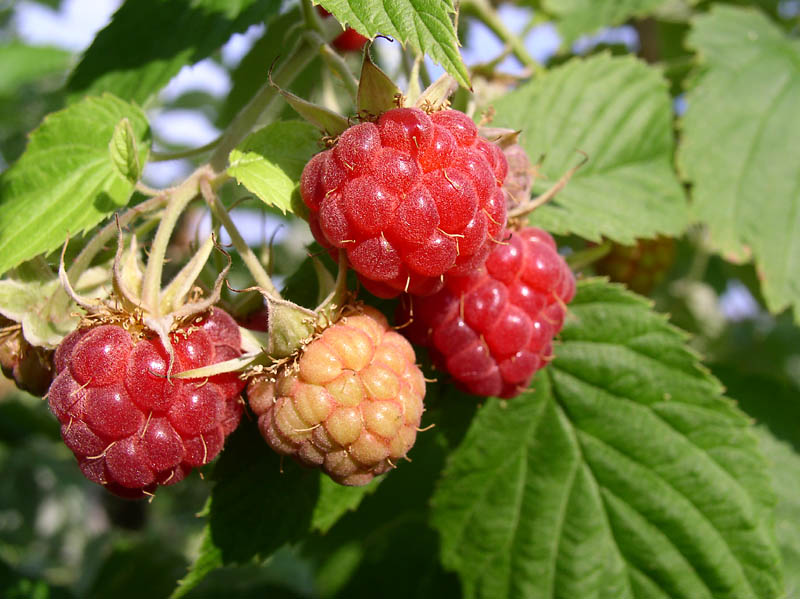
492,54,688,243
0,43,72,97
542,0,670,45
432,280,781,598
678,5,800,320
0,94,150,276
317,0,470,88
66,0,279,106
227,121,321,213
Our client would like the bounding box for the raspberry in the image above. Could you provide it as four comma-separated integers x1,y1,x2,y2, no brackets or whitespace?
0,316,54,397
301,107,508,298
593,236,675,295
316,6,369,52
247,306,425,486
47,308,245,498
398,227,574,399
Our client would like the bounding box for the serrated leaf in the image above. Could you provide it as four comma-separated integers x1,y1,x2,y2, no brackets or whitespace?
0,94,150,277
66,0,279,106
312,476,380,534
542,0,670,46
677,6,800,319
491,54,688,243
227,121,321,213
316,0,470,89
0,42,72,97
432,279,781,599
109,118,141,183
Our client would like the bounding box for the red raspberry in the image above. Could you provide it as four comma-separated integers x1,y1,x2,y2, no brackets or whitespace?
593,236,675,295
47,308,245,498
300,107,508,298
398,227,574,399
316,6,369,52
247,306,426,486
0,316,54,397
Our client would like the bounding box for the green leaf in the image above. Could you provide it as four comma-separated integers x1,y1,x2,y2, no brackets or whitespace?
227,121,321,213
66,0,279,106
754,428,800,598
109,118,141,184
491,54,688,243
0,42,72,97
677,6,800,318
316,0,470,89
542,0,670,46
431,279,781,599
173,424,378,596
0,94,150,277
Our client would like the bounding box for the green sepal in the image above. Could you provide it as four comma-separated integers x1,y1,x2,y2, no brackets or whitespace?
356,50,401,118
272,77,349,136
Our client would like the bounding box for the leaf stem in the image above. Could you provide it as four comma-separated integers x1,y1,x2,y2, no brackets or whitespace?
201,178,280,297
460,0,544,75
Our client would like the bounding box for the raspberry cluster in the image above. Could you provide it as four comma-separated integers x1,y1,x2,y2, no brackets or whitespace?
398,227,574,399
47,308,245,498
247,306,425,486
300,107,508,298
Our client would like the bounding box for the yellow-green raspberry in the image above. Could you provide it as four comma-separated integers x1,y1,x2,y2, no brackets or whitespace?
247,306,426,486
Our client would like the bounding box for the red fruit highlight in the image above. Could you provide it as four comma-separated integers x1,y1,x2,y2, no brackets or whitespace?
301,107,508,298
398,227,574,399
47,308,245,498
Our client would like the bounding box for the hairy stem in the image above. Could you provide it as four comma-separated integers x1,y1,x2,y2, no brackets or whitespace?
141,168,209,314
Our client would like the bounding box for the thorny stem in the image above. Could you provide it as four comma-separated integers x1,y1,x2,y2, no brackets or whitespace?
460,0,544,75
141,168,211,315
201,178,280,297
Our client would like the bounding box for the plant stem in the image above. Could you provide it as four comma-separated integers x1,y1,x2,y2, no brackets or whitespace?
141,168,208,314
149,136,222,162
460,0,544,75
318,38,359,100
208,35,319,172
201,179,280,297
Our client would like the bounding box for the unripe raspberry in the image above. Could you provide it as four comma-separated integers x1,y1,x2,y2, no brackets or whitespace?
594,236,675,295
247,306,425,486
0,316,54,396
398,227,574,399
47,308,245,498
300,107,508,298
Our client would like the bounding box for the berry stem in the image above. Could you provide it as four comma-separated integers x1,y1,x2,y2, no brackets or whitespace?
460,0,544,75
317,36,359,100
200,178,280,297
141,168,210,315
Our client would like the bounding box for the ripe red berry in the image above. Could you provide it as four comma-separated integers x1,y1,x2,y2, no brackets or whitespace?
301,107,508,298
47,308,245,498
247,306,426,486
398,227,574,399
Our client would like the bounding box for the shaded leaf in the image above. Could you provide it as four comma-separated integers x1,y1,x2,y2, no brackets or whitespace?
67,0,279,106
0,42,72,97
678,6,800,318
542,0,670,46
492,54,688,243
432,279,781,599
